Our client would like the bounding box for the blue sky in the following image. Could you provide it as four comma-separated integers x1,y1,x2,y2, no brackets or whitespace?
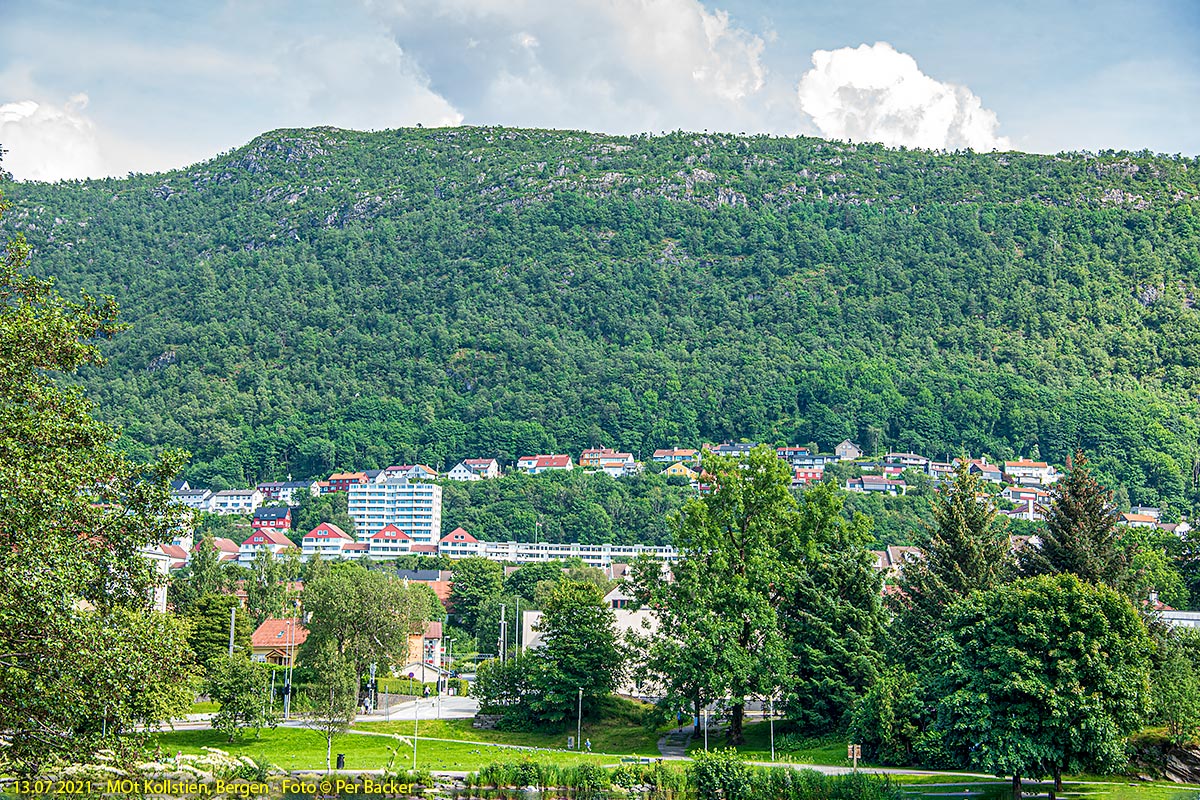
2,0,1197,181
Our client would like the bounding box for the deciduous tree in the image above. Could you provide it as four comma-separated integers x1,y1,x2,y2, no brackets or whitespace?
934,574,1151,799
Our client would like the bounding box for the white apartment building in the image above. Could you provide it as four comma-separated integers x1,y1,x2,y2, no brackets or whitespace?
347,478,442,543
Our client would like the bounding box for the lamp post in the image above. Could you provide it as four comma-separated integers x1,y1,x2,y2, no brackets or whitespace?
769,697,775,762
576,687,583,750
412,699,420,771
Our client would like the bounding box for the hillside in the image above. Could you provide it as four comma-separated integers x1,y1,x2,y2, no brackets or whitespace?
4,127,1200,510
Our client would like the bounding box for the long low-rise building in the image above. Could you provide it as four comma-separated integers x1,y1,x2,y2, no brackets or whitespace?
436,528,678,567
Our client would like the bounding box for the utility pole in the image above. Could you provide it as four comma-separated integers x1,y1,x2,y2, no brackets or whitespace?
228,605,237,657
514,597,520,654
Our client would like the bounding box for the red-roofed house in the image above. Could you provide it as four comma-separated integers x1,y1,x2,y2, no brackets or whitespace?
159,543,189,570
239,529,296,564
1119,512,1159,528
368,524,413,558
439,527,481,558
516,454,573,475
251,618,308,665
301,523,354,557
195,536,242,562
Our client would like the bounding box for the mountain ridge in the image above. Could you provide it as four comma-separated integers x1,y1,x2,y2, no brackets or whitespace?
4,126,1199,509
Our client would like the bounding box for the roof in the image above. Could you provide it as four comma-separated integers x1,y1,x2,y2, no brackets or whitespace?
214,489,258,497
159,544,188,561
1005,460,1049,469
304,523,352,541
423,621,443,639
195,536,242,554
253,506,291,521
241,529,294,547
371,524,412,541
396,569,450,581
251,618,309,649
464,458,498,466
520,454,572,468
440,527,478,544
410,544,438,554
173,489,211,498
1121,512,1158,523
343,542,369,551
281,480,317,489
328,472,367,481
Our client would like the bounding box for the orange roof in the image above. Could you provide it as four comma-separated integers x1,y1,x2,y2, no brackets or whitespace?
328,472,367,481
1004,460,1049,469
251,618,308,649
1122,512,1157,523
423,620,443,639
410,544,438,554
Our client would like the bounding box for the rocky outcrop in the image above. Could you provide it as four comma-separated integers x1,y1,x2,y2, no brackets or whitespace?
1132,742,1200,783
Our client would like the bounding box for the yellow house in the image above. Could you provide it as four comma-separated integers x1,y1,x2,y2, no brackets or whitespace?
663,462,698,481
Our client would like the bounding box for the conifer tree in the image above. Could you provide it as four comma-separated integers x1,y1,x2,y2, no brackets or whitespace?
892,460,1011,667
1019,450,1131,591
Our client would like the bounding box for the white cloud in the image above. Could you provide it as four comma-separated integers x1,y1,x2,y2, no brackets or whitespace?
269,34,464,131
0,94,106,181
796,42,1010,151
364,0,771,133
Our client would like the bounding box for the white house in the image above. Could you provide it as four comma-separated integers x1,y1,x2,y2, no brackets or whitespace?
516,454,573,474
367,524,413,558
439,527,482,558
1003,459,1059,487
211,489,264,516
446,458,501,481
301,523,355,557
238,529,295,563
172,488,213,512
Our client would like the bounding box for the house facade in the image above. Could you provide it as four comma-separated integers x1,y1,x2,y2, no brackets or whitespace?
238,528,296,563
301,523,355,557
210,489,264,516
516,454,573,474
835,440,863,461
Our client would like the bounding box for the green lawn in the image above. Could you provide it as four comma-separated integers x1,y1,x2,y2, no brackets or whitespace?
188,701,220,714
357,696,667,757
684,721,852,767
150,727,615,772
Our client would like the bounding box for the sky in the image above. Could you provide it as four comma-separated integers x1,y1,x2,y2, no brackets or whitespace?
1,0,1198,182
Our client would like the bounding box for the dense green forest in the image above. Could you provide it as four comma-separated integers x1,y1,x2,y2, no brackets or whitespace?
4,126,1200,511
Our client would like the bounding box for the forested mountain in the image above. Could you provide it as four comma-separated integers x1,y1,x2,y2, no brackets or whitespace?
4,127,1200,510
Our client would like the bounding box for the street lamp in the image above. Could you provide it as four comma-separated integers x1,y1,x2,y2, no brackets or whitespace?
576,687,583,750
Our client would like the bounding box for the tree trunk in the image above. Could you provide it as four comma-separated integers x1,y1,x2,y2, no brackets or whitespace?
728,702,745,745
327,736,332,774
1012,774,1021,800
1053,765,1062,796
